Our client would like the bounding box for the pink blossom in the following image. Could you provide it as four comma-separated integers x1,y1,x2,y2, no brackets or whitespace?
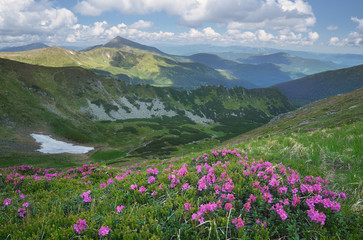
130,184,138,190
339,192,347,199
23,202,29,208
74,219,87,234
81,191,92,203
232,217,245,229
184,202,191,212
158,184,163,190
139,186,146,194
277,186,288,194
100,182,107,188
107,178,114,185
243,202,251,211
152,191,157,196
269,177,280,187
227,194,235,202
248,194,257,203
116,205,125,213
307,208,326,225
191,213,198,221
182,183,190,191
18,208,26,218
225,203,233,211
292,194,301,207
98,226,111,237
3,198,11,206
20,194,25,199
148,176,156,184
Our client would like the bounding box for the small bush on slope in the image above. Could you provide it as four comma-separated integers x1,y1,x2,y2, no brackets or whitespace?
0,149,361,239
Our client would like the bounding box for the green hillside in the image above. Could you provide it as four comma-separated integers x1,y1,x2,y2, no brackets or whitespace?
275,64,363,106
0,38,250,89
226,87,362,212
0,88,361,239
0,58,293,166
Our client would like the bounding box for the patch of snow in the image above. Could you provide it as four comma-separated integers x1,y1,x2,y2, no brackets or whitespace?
184,110,214,124
31,134,94,154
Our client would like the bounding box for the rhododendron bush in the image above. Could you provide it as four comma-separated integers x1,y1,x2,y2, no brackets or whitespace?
0,149,360,239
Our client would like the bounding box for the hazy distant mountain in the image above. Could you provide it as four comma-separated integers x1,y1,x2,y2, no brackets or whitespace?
275,64,363,106
239,52,344,76
0,42,49,52
188,53,292,87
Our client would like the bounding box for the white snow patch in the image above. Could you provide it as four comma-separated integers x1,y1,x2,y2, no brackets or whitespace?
31,134,94,154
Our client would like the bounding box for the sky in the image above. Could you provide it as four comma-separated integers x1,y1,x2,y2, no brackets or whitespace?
0,0,362,54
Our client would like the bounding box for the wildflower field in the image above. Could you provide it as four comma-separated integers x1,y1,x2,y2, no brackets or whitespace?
1,149,360,239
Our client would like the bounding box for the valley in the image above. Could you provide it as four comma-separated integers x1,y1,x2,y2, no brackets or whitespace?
0,37,362,239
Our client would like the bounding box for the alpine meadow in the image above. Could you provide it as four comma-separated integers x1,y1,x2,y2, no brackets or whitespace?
0,0,363,239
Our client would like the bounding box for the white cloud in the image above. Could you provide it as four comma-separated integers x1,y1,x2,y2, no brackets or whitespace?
351,17,363,31
308,32,319,41
327,25,338,31
0,0,77,38
130,20,153,29
74,0,315,32
328,17,363,47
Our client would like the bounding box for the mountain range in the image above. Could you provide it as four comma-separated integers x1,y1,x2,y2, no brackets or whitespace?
1,36,356,90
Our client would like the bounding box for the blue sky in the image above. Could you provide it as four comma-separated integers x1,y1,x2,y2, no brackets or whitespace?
0,0,362,53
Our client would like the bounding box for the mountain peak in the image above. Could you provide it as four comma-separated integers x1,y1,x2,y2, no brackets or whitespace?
103,36,165,55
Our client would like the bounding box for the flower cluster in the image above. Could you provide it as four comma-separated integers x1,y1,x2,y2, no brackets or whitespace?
74,219,87,234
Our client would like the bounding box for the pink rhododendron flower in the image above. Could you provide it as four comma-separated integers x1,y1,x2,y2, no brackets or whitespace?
98,226,111,237
151,191,157,196
225,203,233,211
74,219,87,234
20,194,25,199
148,176,156,184
107,178,114,185
130,184,138,190
18,208,26,217
81,190,92,203
100,182,107,188
307,208,326,225
184,202,191,212
227,194,235,202
182,183,190,191
3,198,11,206
23,202,29,208
116,205,125,213
139,186,146,194
248,194,257,203
232,217,245,229
244,202,251,212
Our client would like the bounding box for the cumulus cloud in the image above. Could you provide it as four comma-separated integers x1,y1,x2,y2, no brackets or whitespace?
74,0,315,32
329,17,363,47
0,0,77,39
327,25,338,31
130,20,153,29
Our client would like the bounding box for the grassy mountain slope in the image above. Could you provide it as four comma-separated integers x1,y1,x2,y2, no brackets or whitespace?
189,53,292,87
0,58,293,166
0,38,251,89
275,64,363,106
0,89,361,239
226,87,362,212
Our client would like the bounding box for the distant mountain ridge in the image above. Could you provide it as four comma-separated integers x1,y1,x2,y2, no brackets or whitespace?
0,37,254,89
188,53,293,87
275,64,363,106
0,42,49,52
